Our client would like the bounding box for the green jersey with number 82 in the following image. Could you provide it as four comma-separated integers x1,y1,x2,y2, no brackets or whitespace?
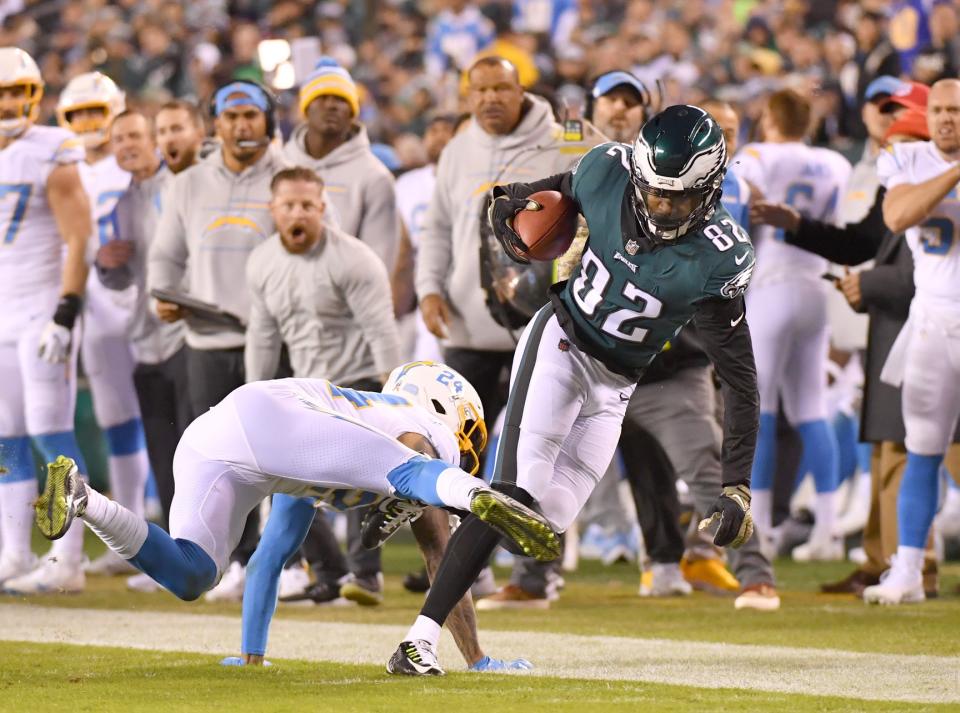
556,142,755,375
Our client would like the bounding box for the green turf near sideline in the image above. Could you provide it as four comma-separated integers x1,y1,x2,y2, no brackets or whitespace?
0,642,953,713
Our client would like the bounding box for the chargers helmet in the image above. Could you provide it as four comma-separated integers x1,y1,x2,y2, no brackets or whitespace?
56,72,125,148
630,104,726,241
0,48,43,138
383,361,487,475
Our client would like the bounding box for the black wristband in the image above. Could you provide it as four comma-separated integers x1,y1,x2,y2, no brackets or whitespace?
52,293,82,329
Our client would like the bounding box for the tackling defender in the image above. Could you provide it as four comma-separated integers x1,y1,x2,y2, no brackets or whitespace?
388,105,760,675
0,48,93,592
228,362,532,672
35,364,559,603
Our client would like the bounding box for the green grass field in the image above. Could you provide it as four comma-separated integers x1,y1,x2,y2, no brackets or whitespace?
1,533,958,712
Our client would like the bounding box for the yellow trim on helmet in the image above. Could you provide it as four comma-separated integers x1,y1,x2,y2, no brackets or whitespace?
0,79,43,124
56,100,113,139
456,402,487,476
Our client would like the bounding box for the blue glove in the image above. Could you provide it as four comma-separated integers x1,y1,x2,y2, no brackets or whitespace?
220,656,272,667
469,655,534,672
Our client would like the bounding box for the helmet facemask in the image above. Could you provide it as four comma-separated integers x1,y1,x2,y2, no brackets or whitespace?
0,81,42,138
456,401,488,475
59,103,113,148
630,104,727,242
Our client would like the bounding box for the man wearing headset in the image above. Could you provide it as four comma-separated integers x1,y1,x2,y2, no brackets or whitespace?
148,80,287,595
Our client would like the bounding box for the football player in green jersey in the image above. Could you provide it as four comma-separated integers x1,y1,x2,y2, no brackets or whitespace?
387,105,760,676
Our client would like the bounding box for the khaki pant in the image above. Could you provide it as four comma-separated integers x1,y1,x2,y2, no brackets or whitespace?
863,442,960,575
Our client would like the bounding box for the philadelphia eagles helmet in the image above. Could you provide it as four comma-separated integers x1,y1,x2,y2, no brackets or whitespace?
630,104,726,240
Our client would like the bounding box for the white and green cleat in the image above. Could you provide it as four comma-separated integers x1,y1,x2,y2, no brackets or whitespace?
35,455,86,540
469,489,561,562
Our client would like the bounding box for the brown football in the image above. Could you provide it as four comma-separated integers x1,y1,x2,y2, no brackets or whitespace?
513,190,579,261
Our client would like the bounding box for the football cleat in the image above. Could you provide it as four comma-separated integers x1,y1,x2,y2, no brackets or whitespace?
469,655,534,672
4,555,85,594
359,497,424,550
638,562,693,597
469,488,560,562
220,657,272,667
387,640,445,676
35,455,86,540
863,558,925,605
339,573,383,606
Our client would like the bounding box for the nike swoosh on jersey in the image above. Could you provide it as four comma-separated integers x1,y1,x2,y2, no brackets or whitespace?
735,252,749,265
730,312,745,328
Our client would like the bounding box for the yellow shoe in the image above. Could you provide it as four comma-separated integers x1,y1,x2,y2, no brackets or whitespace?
681,557,740,594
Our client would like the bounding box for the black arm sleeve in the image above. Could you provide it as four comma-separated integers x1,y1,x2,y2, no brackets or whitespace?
497,172,577,205
784,186,887,266
692,295,759,487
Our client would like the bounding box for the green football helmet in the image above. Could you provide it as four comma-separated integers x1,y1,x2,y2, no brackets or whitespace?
630,104,727,240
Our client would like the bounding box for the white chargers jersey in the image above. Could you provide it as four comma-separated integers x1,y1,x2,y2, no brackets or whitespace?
734,142,851,287
79,154,131,259
0,125,85,295
396,164,435,250
191,377,460,510
877,141,960,304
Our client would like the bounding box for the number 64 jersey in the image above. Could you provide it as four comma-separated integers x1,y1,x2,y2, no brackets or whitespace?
0,125,85,298
553,142,756,377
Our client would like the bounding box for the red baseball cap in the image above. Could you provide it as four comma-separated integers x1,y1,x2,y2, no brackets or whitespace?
879,81,930,113
885,107,930,142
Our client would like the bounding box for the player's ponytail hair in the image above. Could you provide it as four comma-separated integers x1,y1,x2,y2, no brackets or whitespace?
765,89,812,140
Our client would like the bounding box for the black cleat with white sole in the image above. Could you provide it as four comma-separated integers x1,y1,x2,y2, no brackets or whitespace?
387,640,445,676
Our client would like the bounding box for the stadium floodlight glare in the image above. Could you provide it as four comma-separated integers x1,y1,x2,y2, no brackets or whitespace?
273,62,296,90
258,40,291,73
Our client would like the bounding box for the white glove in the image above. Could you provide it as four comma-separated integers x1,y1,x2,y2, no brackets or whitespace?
37,321,72,363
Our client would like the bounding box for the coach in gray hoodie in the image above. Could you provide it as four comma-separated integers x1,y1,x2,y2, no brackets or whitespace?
282,58,400,274
416,56,591,428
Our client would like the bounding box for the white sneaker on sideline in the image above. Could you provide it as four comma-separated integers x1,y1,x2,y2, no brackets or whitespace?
126,572,161,593
847,546,868,566
204,561,245,602
4,556,85,593
638,562,692,597
792,535,844,562
85,550,137,576
278,565,310,599
863,558,925,605
0,553,38,586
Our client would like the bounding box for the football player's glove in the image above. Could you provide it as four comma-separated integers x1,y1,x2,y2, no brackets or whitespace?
359,496,424,550
37,322,72,364
469,655,534,672
487,186,536,265
698,484,753,549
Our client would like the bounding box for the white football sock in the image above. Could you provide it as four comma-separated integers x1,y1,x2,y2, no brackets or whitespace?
813,491,838,539
405,614,441,647
895,545,925,574
82,483,149,559
751,489,772,534
108,450,149,517
0,479,37,561
434,469,480,511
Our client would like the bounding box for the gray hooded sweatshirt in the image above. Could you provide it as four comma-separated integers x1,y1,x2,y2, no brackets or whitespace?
415,93,590,351
282,124,400,274
148,146,287,350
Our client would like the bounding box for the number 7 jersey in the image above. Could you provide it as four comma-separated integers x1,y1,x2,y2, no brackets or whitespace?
0,125,85,295
555,142,756,376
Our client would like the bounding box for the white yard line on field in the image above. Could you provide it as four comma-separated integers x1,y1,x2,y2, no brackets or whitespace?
1,604,957,704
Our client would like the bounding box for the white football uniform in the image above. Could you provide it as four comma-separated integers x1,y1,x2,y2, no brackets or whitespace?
878,141,960,454
171,378,459,573
78,156,140,431
0,126,86,438
734,142,852,421
395,164,442,363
